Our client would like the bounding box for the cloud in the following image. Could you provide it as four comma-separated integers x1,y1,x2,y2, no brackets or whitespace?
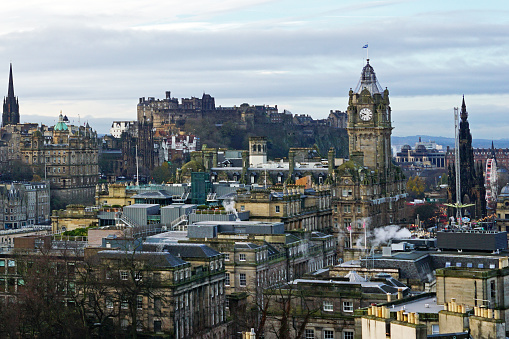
0,1,508,138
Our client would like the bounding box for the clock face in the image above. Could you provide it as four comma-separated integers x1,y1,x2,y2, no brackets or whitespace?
359,108,373,121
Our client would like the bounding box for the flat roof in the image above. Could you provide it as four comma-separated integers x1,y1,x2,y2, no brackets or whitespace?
390,296,444,314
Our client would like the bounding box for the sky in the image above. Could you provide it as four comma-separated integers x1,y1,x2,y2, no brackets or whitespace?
1,0,508,138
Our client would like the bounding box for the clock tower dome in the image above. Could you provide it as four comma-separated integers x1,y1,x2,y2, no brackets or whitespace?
347,59,392,176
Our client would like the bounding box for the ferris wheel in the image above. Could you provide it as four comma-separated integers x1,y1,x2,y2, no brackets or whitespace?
485,158,498,208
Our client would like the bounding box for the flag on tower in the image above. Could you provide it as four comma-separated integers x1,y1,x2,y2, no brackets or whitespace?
362,44,368,48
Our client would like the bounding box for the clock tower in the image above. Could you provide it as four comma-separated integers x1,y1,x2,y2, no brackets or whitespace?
347,59,392,177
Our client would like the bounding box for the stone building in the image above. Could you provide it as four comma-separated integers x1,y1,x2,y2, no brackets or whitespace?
0,182,50,229
332,60,407,251
2,112,99,205
497,184,509,235
235,186,332,233
447,97,487,220
137,91,216,130
87,246,228,338
263,274,409,339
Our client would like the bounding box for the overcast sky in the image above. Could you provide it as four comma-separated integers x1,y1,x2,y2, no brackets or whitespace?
1,0,508,139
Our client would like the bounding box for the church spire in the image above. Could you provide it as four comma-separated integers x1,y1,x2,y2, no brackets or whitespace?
2,63,20,126
460,95,468,121
8,63,14,98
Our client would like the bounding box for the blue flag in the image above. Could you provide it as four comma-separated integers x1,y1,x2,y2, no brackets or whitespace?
362,44,368,48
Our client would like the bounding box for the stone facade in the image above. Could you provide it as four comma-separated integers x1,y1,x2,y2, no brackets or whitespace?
0,182,50,229
333,60,407,252
235,186,332,232
0,113,99,206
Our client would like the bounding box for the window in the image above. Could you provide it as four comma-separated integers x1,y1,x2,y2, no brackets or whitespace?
7,260,15,267
343,301,353,312
456,263,461,267
490,264,496,269
120,271,129,280
445,262,451,268
467,263,473,268
225,299,230,309
343,331,354,339
478,263,484,268
225,253,230,261
323,301,333,312
324,330,334,339
106,297,113,309
154,297,161,315
239,254,246,261
135,272,142,281
491,280,496,298
241,205,245,211
305,329,315,339
431,324,439,334
121,298,128,309
137,295,143,309
343,205,351,213
275,205,280,213
225,273,230,286
239,273,246,287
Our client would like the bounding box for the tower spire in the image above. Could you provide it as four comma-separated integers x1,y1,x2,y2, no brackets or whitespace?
2,63,20,126
460,95,468,121
8,63,14,98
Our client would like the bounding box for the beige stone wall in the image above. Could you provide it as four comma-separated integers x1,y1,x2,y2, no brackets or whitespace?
52,216,97,233
361,317,387,339
469,316,505,339
390,322,427,339
438,311,468,333
436,275,484,306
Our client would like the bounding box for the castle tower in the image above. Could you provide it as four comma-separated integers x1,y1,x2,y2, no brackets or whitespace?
346,59,392,177
2,63,19,126
249,136,267,167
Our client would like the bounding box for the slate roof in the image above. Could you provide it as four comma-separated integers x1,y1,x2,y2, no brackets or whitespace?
163,243,221,259
97,250,187,268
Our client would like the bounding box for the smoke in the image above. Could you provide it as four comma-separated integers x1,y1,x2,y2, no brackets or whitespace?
222,199,240,221
371,225,411,247
354,224,412,248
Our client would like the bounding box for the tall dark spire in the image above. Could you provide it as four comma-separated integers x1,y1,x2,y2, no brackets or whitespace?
2,63,19,126
460,95,468,121
7,63,14,98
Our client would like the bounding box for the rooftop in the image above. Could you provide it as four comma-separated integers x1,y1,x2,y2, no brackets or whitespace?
390,296,444,314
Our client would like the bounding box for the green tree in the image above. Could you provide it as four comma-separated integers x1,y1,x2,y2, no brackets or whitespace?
406,176,425,199
150,162,172,183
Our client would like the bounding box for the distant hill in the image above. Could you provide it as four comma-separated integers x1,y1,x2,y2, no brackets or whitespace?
392,135,509,149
